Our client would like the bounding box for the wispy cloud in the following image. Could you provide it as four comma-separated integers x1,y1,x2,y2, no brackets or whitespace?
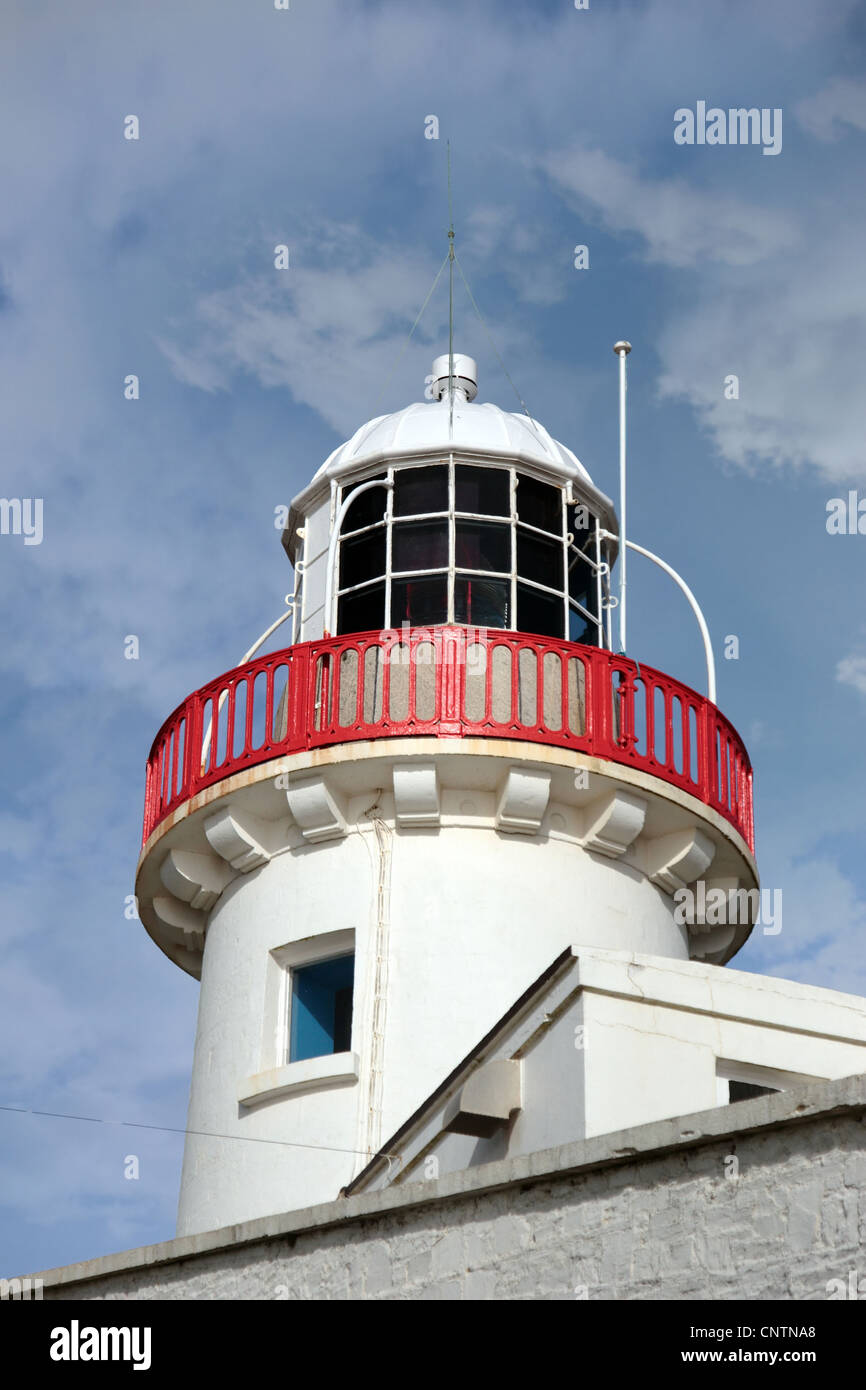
538,145,795,268
836,654,866,697
156,229,448,435
797,76,866,140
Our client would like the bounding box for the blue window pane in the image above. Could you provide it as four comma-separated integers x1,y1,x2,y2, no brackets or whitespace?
290,954,355,1062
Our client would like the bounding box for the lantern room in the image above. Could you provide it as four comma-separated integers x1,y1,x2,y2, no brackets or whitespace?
281,354,619,646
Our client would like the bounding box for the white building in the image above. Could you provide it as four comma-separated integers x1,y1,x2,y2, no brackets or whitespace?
132,352,866,1241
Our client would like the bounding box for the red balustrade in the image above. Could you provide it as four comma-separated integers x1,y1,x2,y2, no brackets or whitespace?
142,628,754,852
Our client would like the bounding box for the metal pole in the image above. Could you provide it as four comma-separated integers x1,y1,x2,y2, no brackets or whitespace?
613,341,631,654
323,477,393,638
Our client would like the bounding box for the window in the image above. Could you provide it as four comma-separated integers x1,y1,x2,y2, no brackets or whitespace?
340,529,386,589
289,953,354,1063
391,574,448,626
715,1059,822,1107
392,519,448,571
337,582,385,636
517,582,562,639
343,484,389,531
728,1080,776,1103
454,576,510,628
336,461,606,644
517,530,563,587
239,930,359,1108
455,464,509,516
393,465,448,516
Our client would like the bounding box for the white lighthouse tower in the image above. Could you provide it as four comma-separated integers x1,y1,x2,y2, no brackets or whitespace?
136,350,761,1237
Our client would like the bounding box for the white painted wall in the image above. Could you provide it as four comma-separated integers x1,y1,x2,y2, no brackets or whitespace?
353,949,866,1195
299,494,330,640
177,817,693,1235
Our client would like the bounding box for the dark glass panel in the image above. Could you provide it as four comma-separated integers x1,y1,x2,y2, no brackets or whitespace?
568,605,596,645
729,1081,776,1103
515,475,562,534
517,583,563,639
454,577,509,630
455,465,510,517
571,503,595,544
392,520,448,571
340,528,385,589
568,549,598,614
342,485,388,532
337,581,385,636
333,986,353,1054
390,575,448,627
517,530,564,588
392,465,449,517
455,520,510,573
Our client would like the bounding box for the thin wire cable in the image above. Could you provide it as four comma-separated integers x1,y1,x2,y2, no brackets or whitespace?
368,252,450,420
0,1104,399,1160
453,252,542,438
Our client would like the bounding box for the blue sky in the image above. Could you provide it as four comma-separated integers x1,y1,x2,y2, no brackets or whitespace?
1,0,865,1274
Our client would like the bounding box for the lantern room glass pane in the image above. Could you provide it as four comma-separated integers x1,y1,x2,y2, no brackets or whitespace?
571,504,595,544
338,581,385,635
455,520,510,573
517,582,563,639
516,476,562,535
392,520,448,571
340,528,386,589
517,530,563,588
390,575,448,627
392,465,449,517
568,552,599,624
455,465,510,517
454,576,510,629
568,605,596,645
342,485,388,532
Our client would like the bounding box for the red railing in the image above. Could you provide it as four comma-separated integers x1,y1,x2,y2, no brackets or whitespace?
142,628,754,852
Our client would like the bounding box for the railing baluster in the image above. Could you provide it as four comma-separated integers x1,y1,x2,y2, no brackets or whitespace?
244,675,255,756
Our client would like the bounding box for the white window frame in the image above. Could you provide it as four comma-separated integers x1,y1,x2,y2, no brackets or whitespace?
239,928,358,1109
335,458,607,646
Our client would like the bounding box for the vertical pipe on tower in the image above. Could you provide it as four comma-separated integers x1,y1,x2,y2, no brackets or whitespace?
613,342,631,654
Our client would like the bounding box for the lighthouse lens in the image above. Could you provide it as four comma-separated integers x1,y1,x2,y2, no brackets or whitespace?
455,577,509,629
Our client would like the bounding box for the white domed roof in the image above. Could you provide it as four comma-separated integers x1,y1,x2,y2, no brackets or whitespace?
310,395,595,488
285,359,618,561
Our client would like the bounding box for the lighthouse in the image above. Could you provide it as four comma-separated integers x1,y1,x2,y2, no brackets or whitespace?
136,351,760,1237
